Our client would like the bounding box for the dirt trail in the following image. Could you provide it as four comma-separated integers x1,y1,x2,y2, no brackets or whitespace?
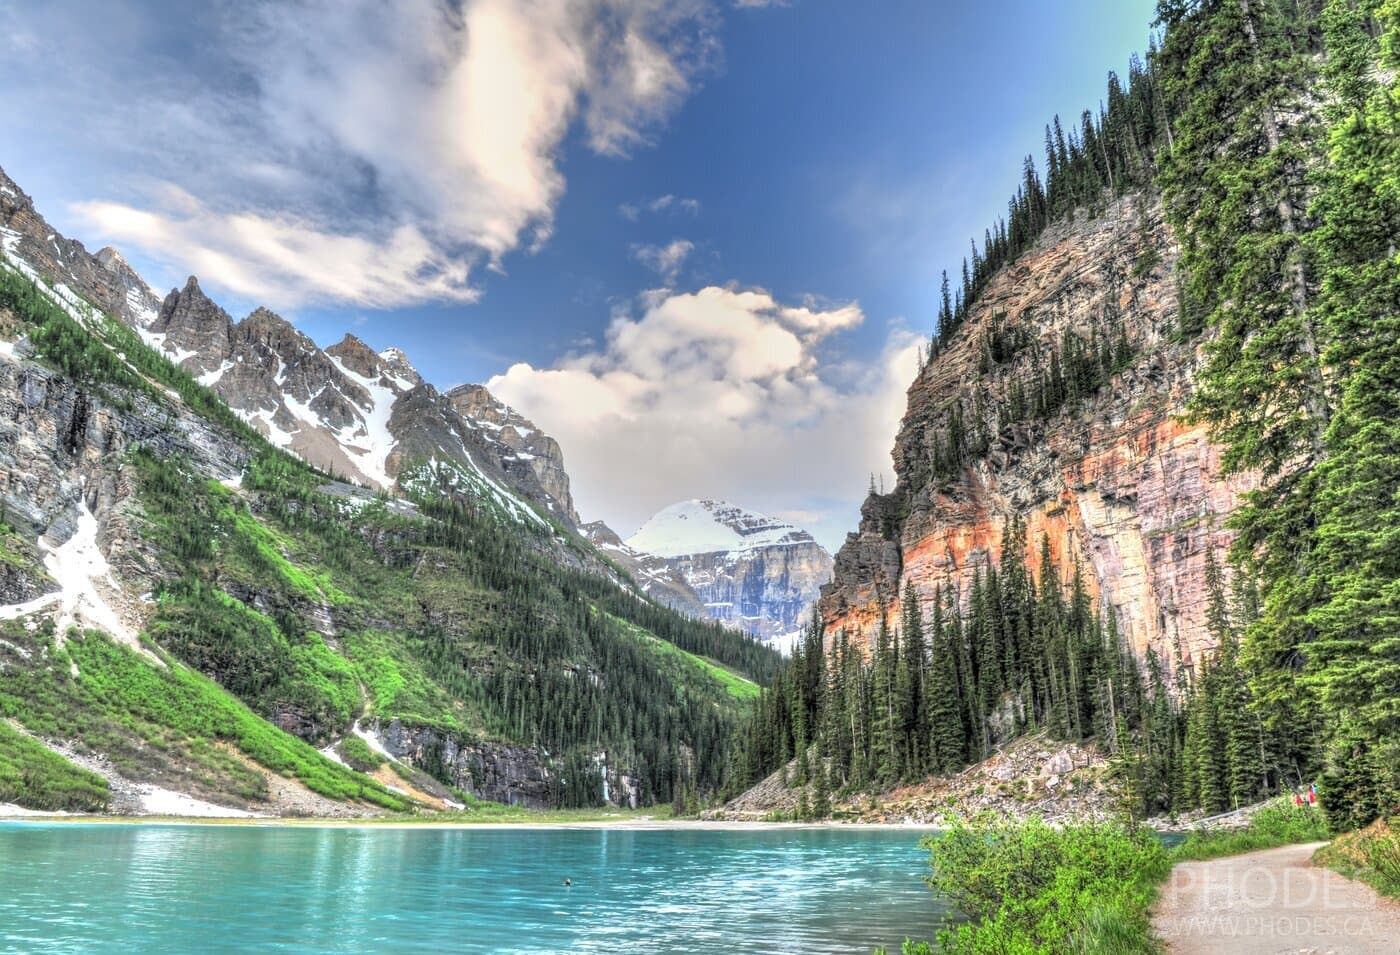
1154,841,1400,954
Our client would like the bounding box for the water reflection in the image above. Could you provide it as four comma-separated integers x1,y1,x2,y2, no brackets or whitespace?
0,824,945,954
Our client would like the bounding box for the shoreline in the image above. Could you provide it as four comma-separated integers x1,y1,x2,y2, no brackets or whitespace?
0,809,933,831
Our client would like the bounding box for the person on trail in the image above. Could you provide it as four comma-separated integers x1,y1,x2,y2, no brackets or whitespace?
1295,792,1304,806
1308,784,1316,805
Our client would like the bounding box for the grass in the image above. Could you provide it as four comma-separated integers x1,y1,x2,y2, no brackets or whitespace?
1316,817,1400,898
1169,800,1329,862
0,719,109,812
0,622,411,812
339,736,385,774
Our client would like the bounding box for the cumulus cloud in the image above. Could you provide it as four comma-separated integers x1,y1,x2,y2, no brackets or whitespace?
630,239,696,283
2,0,720,308
488,285,920,549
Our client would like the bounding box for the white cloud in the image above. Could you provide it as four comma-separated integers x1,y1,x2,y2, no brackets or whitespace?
6,0,720,308
630,238,695,283
73,190,477,308
488,285,919,550
619,194,702,220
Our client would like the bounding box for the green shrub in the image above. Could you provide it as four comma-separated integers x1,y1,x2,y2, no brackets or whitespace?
1316,818,1400,898
917,815,1170,955
1171,800,1329,862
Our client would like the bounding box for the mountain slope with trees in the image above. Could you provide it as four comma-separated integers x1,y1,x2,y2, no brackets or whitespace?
734,0,1399,832
0,177,778,815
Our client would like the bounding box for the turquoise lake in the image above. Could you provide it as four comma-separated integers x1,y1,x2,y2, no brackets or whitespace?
0,823,946,953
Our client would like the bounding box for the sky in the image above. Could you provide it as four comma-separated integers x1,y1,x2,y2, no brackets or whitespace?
0,0,1155,551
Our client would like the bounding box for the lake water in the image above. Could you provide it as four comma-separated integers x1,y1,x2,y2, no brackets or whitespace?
0,823,947,954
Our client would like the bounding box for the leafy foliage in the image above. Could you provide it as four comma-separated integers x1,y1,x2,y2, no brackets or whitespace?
1171,799,1329,861
913,816,1169,955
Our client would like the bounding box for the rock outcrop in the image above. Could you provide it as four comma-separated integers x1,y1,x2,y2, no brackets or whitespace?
820,195,1255,680
582,520,709,617
625,500,834,648
446,383,579,525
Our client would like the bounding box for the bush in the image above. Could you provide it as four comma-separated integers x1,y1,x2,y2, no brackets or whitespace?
340,736,385,774
1316,818,1400,898
916,815,1170,955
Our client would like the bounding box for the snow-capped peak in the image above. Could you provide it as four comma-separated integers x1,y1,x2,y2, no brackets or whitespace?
625,499,811,559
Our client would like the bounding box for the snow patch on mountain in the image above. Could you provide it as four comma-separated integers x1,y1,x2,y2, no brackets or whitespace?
0,500,138,650
626,499,810,559
327,354,403,490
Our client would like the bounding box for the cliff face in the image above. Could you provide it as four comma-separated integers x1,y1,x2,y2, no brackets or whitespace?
627,500,834,648
820,195,1255,678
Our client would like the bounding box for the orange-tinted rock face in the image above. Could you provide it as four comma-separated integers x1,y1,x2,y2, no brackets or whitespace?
820,195,1255,680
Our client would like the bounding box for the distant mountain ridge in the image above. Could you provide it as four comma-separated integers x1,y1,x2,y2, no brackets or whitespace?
0,161,820,655
0,160,777,816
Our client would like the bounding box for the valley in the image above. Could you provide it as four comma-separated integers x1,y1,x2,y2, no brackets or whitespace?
2,0,1399,952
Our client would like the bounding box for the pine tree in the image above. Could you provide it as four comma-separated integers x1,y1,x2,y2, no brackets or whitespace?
898,585,928,777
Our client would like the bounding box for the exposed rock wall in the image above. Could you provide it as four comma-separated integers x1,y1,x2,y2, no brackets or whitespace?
378,719,640,809
662,542,834,645
820,195,1255,679
448,384,579,525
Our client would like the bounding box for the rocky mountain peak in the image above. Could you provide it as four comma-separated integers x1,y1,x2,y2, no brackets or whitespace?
1,164,160,328
378,347,421,386
149,278,234,368
0,165,31,209
326,333,386,381
445,383,579,525
581,520,624,548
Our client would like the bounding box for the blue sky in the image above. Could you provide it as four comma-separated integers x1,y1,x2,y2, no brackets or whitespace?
0,0,1155,549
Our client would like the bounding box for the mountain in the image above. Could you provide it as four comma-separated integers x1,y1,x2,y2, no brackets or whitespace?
819,193,1246,677
580,520,709,619
732,0,1400,835
136,275,578,527
0,163,777,816
623,500,833,650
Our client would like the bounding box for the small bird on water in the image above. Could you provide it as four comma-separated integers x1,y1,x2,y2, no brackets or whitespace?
563,878,572,886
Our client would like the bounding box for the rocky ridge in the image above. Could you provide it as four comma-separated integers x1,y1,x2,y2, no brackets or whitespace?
819,195,1255,680
0,163,577,530
0,162,746,816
